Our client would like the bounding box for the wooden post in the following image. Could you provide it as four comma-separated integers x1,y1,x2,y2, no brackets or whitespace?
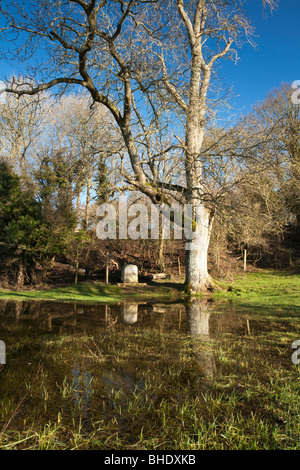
243,249,247,271
178,257,181,277
246,319,251,336
105,252,109,285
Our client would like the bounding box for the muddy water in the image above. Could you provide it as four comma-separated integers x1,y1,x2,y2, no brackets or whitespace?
0,298,299,438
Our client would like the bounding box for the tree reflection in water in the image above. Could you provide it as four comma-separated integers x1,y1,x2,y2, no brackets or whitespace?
186,299,216,379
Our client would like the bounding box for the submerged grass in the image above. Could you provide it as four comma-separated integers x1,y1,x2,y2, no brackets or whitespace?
1,301,300,450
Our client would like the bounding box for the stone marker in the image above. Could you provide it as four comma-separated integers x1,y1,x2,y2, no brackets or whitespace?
121,264,138,283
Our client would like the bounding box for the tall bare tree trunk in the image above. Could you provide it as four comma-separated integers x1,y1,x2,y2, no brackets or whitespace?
183,43,214,292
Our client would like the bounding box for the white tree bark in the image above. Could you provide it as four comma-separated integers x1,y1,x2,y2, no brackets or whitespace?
185,205,214,291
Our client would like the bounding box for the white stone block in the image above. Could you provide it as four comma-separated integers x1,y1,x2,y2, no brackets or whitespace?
121,264,138,283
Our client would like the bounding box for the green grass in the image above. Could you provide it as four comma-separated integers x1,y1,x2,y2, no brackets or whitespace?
0,280,180,304
0,269,299,308
212,270,300,311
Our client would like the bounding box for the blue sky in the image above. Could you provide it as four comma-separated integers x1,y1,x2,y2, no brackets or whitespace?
220,0,300,114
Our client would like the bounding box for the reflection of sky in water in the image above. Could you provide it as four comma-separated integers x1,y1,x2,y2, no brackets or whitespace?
72,363,94,414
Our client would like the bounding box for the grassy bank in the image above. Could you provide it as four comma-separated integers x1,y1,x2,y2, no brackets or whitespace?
0,280,181,304
212,270,300,312
0,270,298,308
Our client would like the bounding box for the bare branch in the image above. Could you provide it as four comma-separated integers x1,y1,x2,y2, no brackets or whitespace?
176,0,196,47
207,38,234,69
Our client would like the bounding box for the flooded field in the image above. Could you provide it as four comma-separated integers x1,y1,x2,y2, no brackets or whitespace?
0,298,300,450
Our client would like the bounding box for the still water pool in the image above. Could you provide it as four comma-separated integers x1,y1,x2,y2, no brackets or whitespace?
0,298,300,449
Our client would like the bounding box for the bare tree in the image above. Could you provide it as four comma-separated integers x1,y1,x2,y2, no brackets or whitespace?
0,0,278,292
44,93,120,228
0,88,47,181
252,83,300,228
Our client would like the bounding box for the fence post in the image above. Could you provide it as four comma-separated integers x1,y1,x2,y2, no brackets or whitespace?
106,252,109,285
243,249,247,271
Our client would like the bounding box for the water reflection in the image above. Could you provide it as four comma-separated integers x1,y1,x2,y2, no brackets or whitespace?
0,298,262,382
72,361,93,424
185,299,216,379
1,296,295,442
121,303,138,324
0,297,262,394
0,298,254,336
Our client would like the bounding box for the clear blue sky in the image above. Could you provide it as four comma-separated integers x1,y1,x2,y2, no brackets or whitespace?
220,0,300,114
